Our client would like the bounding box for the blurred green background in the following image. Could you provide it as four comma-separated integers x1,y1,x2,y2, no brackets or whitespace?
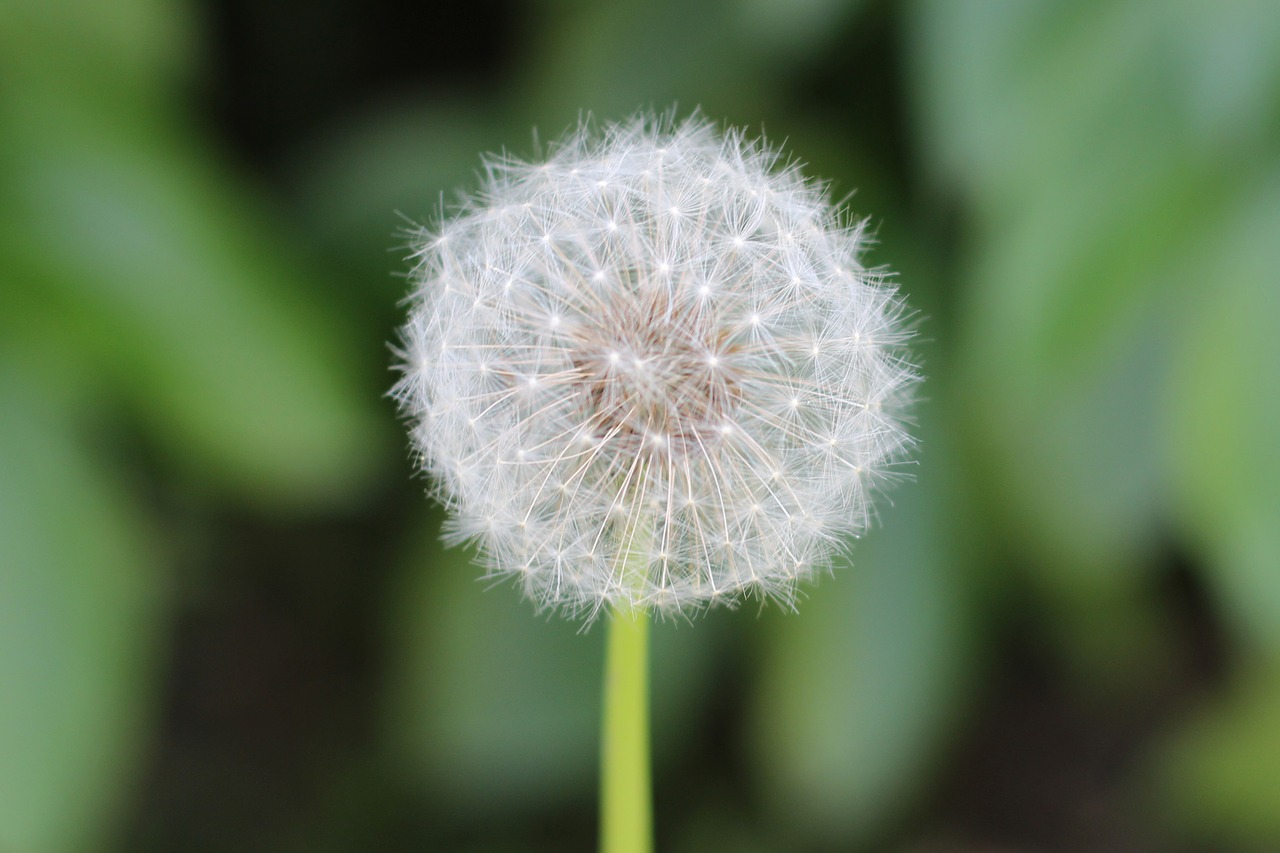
2,0,1278,850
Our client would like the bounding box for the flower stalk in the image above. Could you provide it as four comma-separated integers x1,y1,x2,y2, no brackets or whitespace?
600,607,651,853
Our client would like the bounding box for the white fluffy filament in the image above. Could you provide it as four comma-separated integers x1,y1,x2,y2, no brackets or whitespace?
394,114,917,618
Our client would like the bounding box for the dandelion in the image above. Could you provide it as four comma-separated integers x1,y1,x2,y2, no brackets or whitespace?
395,112,917,853
395,114,916,619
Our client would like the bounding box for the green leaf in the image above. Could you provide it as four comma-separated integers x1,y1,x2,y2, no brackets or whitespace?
734,0,868,64
0,93,382,507
1152,665,1280,848
908,0,1280,678
287,99,525,268
384,522,720,812
0,374,164,853
1169,171,1280,655
910,0,1279,205
383,528,602,808
748,413,977,842
524,0,785,125
0,0,196,98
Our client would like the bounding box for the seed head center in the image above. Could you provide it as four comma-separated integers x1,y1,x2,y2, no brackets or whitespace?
572,288,738,455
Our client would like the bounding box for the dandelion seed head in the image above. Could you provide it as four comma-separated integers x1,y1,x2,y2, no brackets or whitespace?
394,113,917,617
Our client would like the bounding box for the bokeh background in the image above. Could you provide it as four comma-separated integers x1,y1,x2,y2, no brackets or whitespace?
3,0,1279,850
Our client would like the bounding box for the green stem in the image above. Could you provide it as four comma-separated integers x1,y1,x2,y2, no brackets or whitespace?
600,606,652,853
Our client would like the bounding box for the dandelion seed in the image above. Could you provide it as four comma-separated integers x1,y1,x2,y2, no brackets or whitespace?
394,113,917,617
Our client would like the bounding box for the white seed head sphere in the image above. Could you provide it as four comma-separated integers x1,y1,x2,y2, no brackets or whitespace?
396,116,916,617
